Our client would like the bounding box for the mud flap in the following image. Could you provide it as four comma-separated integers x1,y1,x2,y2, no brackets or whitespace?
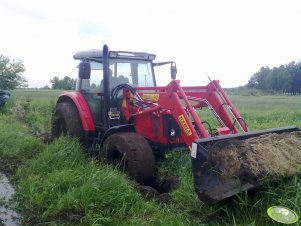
191,126,300,203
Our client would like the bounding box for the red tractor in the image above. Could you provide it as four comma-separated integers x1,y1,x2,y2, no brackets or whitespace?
52,45,300,203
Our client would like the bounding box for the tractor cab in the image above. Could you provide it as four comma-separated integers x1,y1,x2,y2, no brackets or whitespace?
73,46,157,128
74,48,157,92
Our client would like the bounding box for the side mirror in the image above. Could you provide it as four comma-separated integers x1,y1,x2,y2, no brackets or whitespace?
79,62,91,79
170,63,177,80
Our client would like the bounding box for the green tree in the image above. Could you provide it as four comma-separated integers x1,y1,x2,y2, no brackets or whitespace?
247,61,301,94
277,66,291,92
0,54,26,89
50,76,75,90
50,76,60,89
247,66,271,89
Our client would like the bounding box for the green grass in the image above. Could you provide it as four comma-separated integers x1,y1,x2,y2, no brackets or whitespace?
15,137,154,225
0,90,301,225
4,89,59,136
0,114,43,174
197,95,301,132
12,88,62,101
230,95,301,130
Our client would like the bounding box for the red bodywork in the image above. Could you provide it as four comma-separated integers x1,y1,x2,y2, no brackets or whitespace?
57,91,95,131
122,79,248,150
60,80,248,151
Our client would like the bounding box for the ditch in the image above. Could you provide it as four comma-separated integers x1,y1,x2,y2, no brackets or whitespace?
0,172,20,226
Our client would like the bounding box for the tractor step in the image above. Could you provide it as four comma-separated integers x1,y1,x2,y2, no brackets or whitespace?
191,126,301,203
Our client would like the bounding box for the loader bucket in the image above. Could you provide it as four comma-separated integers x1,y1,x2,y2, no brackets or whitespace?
191,126,301,203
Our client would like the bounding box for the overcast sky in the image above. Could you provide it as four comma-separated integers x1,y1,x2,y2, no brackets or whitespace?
0,0,301,88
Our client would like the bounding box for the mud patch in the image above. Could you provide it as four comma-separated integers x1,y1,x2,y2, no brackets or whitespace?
32,130,52,144
207,131,301,184
136,174,179,202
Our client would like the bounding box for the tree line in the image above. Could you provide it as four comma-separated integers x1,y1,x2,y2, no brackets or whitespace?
247,61,301,94
0,54,76,90
1,53,301,93
49,76,76,90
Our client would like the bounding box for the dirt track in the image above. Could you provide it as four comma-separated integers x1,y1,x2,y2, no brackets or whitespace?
207,131,301,184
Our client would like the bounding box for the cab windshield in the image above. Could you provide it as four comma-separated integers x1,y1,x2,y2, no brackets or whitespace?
80,59,155,92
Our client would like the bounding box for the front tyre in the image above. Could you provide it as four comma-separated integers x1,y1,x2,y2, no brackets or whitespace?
100,132,155,185
51,102,83,139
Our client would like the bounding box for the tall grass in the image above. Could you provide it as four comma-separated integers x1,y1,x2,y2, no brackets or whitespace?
0,114,43,174
9,89,58,136
15,137,154,225
0,91,300,225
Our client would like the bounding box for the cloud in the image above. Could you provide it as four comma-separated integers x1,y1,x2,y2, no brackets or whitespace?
1,1,46,20
0,0,301,88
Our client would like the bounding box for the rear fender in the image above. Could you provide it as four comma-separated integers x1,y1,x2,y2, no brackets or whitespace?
57,91,95,131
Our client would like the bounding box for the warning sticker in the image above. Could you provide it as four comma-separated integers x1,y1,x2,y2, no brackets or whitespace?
142,93,160,102
178,114,192,136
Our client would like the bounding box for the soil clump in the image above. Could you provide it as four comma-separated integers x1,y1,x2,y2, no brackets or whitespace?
207,131,301,184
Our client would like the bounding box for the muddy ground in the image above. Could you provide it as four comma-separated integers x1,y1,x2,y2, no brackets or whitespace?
207,131,301,184
0,172,20,226
136,174,179,202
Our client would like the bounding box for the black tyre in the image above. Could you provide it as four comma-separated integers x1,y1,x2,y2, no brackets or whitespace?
100,132,155,185
51,102,83,139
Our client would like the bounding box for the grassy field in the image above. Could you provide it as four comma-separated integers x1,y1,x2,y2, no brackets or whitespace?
0,89,301,225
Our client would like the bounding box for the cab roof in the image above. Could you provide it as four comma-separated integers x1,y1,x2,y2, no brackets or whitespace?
73,49,156,61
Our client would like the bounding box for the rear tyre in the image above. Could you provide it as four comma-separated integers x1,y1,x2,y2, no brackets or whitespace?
100,132,155,185
51,102,83,139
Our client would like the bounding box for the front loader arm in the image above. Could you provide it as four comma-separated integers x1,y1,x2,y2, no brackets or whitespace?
158,80,208,150
132,79,247,150
165,91,200,150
